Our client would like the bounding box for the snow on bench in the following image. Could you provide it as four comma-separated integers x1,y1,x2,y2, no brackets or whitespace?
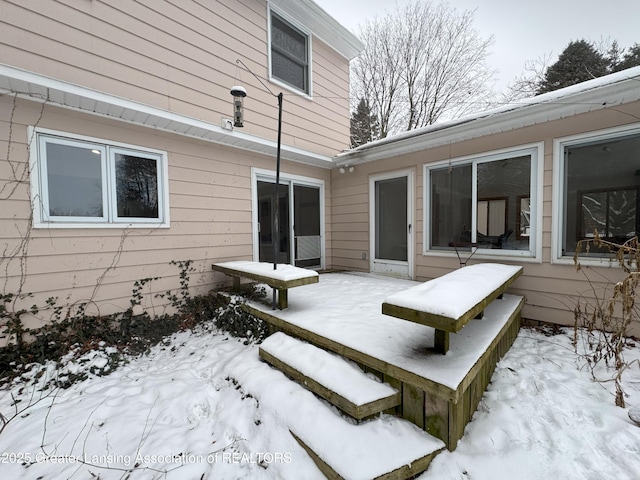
259,332,400,420
212,261,318,309
382,263,523,354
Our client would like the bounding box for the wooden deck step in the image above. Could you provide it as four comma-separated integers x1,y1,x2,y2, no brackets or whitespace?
259,332,400,419
290,416,445,480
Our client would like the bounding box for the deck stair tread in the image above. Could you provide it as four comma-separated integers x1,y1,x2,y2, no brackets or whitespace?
290,414,445,480
259,332,400,419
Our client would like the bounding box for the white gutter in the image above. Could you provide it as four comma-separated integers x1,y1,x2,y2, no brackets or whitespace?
0,64,335,168
336,66,640,165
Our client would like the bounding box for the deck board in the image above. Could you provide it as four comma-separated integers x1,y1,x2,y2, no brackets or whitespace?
259,332,400,419
246,273,522,395
290,417,445,480
243,272,523,450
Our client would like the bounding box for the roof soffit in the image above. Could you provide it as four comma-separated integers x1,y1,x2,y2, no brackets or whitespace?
0,64,334,168
268,0,364,60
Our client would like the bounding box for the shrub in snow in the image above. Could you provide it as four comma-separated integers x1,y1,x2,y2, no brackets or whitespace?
213,287,268,344
573,233,640,407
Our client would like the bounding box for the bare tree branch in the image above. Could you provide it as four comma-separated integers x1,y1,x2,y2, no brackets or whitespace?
351,0,495,139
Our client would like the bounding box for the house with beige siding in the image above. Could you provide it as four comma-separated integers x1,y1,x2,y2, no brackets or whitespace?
333,67,640,330
0,0,362,327
1,0,640,335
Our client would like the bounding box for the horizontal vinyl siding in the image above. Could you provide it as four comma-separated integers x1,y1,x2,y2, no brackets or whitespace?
0,0,352,157
0,97,331,323
408,126,629,325
330,168,370,272
331,102,640,326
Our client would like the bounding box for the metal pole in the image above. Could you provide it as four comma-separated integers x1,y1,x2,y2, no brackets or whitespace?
272,92,283,308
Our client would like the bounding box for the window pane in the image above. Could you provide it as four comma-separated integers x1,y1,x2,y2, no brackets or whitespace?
375,177,407,261
581,191,607,237
477,156,530,250
430,165,472,249
271,13,308,92
272,15,307,62
294,185,321,268
272,51,306,91
115,154,159,218
46,143,103,217
564,133,640,255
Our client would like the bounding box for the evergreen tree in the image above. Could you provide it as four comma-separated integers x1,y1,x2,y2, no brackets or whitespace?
613,43,640,72
350,98,379,147
507,39,640,101
606,40,624,72
537,39,608,94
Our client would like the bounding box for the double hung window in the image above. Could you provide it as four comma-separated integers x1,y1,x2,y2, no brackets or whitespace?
425,145,540,257
269,9,310,94
32,131,168,227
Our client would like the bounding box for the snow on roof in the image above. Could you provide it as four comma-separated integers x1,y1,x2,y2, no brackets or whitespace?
337,66,640,164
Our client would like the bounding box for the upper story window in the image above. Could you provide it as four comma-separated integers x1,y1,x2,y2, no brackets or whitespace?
424,144,542,258
554,126,640,259
269,9,310,95
31,129,169,228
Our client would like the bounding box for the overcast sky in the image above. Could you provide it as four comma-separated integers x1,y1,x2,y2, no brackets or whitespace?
316,0,640,91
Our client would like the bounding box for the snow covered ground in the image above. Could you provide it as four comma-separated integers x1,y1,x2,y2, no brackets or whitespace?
1,320,639,479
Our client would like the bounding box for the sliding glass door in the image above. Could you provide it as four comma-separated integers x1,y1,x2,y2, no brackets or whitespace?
254,172,323,269
257,180,290,264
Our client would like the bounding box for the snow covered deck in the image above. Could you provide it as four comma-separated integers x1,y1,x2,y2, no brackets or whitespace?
245,271,523,451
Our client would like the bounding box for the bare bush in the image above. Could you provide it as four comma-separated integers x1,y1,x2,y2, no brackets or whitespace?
573,232,640,407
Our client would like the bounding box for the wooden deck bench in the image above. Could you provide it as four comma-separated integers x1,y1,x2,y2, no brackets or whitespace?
211,261,318,309
382,263,523,354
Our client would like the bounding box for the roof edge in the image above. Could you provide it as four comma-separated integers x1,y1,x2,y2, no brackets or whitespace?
0,64,334,168
336,66,640,164
269,0,364,60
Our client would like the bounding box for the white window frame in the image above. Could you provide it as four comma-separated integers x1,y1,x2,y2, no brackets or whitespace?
552,123,640,265
29,128,170,228
423,143,543,261
267,4,313,98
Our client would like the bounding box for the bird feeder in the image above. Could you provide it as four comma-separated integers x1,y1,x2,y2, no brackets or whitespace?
230,85,247,127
